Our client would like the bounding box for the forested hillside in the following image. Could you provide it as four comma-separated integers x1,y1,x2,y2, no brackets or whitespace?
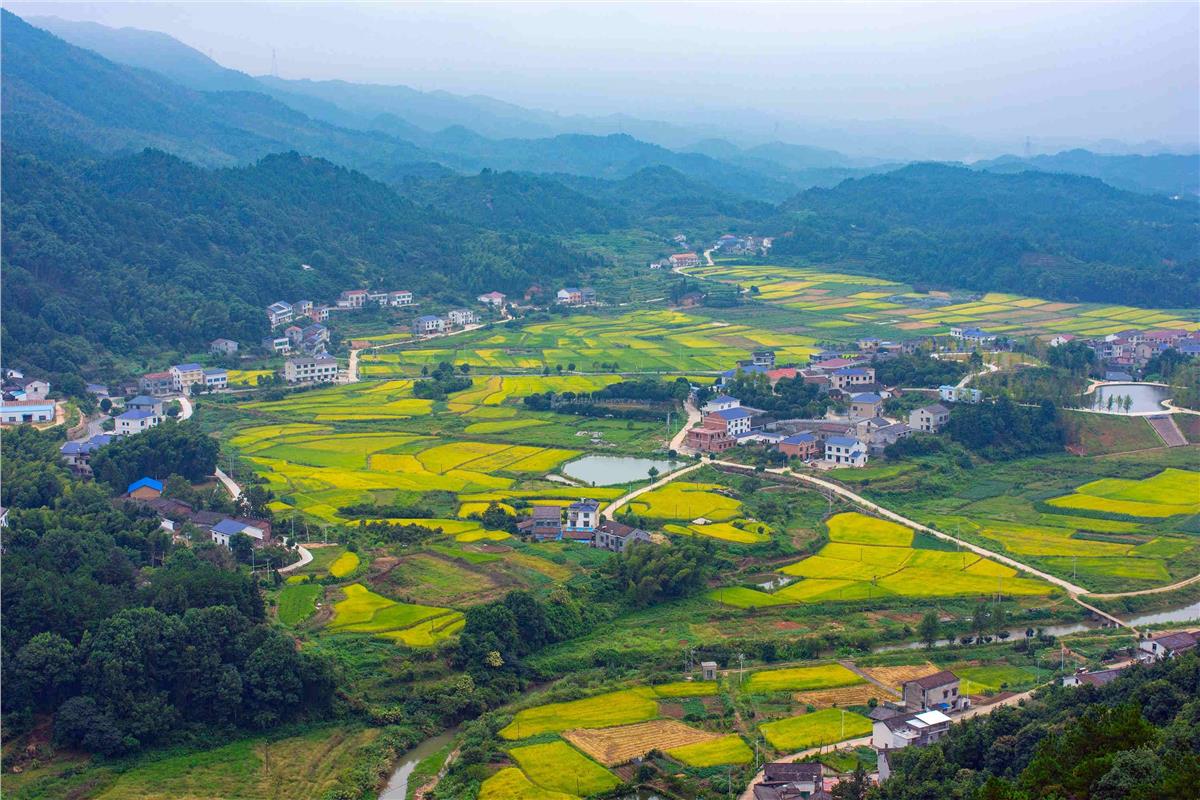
770,163,1200,306
0,148,598,368
975,149,1200,197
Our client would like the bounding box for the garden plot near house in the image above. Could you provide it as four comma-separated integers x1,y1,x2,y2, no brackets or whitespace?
859,663,943,692
793,683,895,708
759,708,873,751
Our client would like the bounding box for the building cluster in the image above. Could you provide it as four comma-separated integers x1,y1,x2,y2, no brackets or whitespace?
120,477,272,549
0,372,56,425
266,289,415,329
515,499,656,552
139,362,228,397
1051,328,1200,381
262,321,330,357
555,286,598,306
714,233,772,256
411,307,479,336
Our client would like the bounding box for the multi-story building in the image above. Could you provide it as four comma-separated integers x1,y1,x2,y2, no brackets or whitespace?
116,408,160,435
477,291,507,307
777,432,818,460
825,436,868,466
446,308,478,327
685,426,735,453
412,315,446,335
703,407,752,437
170,363,205,393
127,395,165,416
910,403,951,433
566,499,599,534
595,520,653,553
266,301,294,327
209,338,239,355
389,290,414,307
830,367,876,391
668,252,700,268
295,300,313,316
59,434,114,476
849,392,883,419
284,355,339,384
903,671,965,711
518,506,563,541
139,371,174,397
203,368,228,390
262,336,292,355
338,289,369,309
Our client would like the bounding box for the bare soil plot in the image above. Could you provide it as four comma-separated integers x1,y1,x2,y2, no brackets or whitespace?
563,720,718,766
859,662,942,691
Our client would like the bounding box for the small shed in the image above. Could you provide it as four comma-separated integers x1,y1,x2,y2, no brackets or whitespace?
701,661,718,681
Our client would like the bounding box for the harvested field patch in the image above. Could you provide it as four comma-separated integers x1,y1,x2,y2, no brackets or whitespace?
563,720,718,766
793,683,895,708
859,663,942,692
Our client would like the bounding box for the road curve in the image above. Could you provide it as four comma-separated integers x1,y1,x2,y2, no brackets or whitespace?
668,397,702,453
603,462,704,518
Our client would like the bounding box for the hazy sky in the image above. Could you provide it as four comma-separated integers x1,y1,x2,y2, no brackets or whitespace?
8,1,1199,148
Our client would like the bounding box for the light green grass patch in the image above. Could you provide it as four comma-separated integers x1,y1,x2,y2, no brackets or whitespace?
652,681,719,698
277,583,322,626
479,767,575,800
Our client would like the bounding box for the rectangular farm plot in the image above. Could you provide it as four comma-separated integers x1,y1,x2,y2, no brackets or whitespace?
563,720,719,766
859,663,943,692
759,709,872,751
507,741,619,795
826,512,914,547
652,681,719,698
499,690,659,740
664,521,770,544
667,735,753,767
793,683,896,708
1048,469,1200,518
744,664,863,694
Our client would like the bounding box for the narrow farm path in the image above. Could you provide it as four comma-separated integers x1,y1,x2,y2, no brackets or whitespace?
602,462,704,518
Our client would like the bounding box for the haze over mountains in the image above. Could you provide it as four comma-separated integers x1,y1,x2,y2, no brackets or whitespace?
2,8,1198,371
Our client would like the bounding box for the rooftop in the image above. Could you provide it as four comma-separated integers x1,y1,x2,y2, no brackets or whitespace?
851,392,882,403
173,363,203,372
127,395,160,406
907,670,958,690
825,436,861,447
127,477,163,494
118,409,158,420
711,408,752,420
781,433,816,444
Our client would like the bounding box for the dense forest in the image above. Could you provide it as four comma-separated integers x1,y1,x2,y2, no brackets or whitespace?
770,163,1200,306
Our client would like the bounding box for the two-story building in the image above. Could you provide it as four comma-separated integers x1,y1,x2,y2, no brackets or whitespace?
446,308,478,327
338,289,369,309
284,355,339,384
59,433,114,476
685,425,735,453
595,520,653,552
849,392,883,419
412,315,446,335
203,368,228,390
752,762,824,800
389,290,414,307
116,408,160,435
210,517,267,548
702,394,741,413
909,403,951,433
127,395,165,416
829,367,876,391
209,338,239,355
903,671,965,711
477,291,507,307
557,287,583,305
777,432,819,460
668,252,701,268
825,436,868,467
262,336,292,355
518,505,563,541
267,301,294,327
138,371,175,397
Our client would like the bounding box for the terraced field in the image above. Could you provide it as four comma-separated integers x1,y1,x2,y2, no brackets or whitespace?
759,708,873,751
327,584,463,646
507,742,619,795
629,482,742,521
713,512,1052,607
563,720,721,766
1046,468,1200,518
499,690,659,739
685,263,1199,340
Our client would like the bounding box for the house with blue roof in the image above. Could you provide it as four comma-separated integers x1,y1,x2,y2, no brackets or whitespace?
210,517,267,547
778,431,819,460
849,392,884,419
702,394,741,413
704,406,753,436
566,498,600,533
170,363,205,393
60,434,114,476
825,436,868,467
715,364,769,388
127,477,164,499
116,407,161,435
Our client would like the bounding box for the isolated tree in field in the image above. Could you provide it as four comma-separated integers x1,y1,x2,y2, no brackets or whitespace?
919,609,940,649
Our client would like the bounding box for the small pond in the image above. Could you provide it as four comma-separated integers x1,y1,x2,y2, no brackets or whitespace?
562,455,680,486
1088,382,1172,414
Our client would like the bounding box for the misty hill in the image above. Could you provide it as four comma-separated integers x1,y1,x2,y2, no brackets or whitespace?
1,10,442,180
973,149,1200,197
1,148,598,369
771,163,1200,307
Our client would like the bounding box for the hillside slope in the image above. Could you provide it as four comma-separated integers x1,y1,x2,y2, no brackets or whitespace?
770,163,1200,306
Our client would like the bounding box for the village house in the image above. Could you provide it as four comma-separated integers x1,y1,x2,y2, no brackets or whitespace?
939,385,982,404
116,408,160,435
753,762,825,800
59,434,114,477
903,670,965,711
685,425,735,453
367,291,389,306
777,432,819,460
909,403,951,433
139,371,175,397
849,392,883,419
949,326,997,346
285,325,304,345
262,336,292,355
309,305,332,322
557,287,583,305
1047,334,1076,347
702,394,741,413
389,290,414,307
210,517,267,548
715,364,769,389
825,436,868,467
126,477,164,500
829,367,876,391
677,290,705,308
566,499,599,534
704,407,753,437
766,367,800,386
581,287,597,304
86,383,109,398
595,520,653,552
338,289,369,309
209,338,239,355
518,505,563,541
477,291,507,307
446,308,478,328
1062,665,1128,688
126,395,164,416
865,422,912,454
668,252,701,268
170,363,205,393
873,708,953,753
295,300,313,316
267,301,294,326
412,315,446,335
1138,630,1198,662
300,324,330,353
284,355,339,384
203,368,228,390
18,379,51,401
751,349,776,369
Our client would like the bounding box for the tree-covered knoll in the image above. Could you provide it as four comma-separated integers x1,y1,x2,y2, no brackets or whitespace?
770,163,1199,307
1,147,600,370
